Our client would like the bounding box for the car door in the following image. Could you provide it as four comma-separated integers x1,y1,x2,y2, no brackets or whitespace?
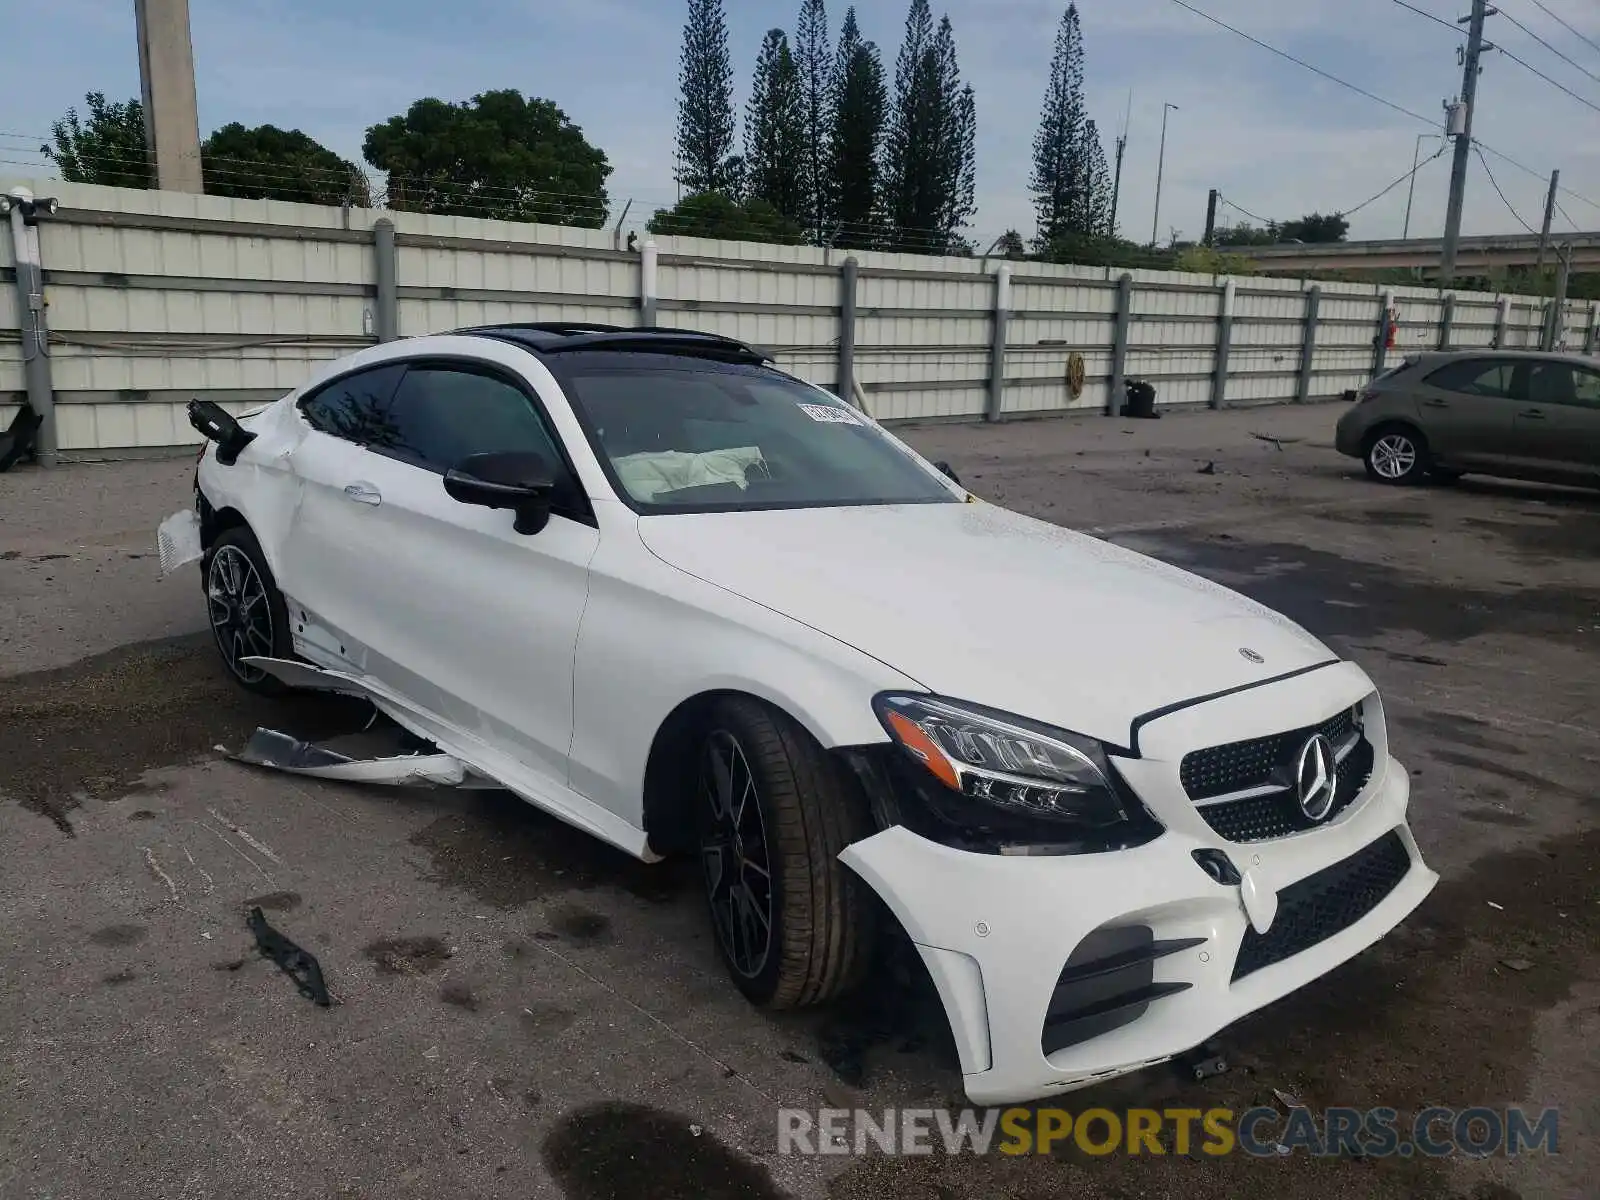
1411,357,1522,467
283,357,601,787
1508,360,1600,481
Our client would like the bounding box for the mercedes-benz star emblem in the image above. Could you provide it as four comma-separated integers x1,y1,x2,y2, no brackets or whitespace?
1239,647,1265,664
1295,733,1339,822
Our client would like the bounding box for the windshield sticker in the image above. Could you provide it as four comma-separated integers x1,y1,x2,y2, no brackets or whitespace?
797,402,861,425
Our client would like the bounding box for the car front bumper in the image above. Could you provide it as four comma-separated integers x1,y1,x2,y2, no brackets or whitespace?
839,746,1436,1107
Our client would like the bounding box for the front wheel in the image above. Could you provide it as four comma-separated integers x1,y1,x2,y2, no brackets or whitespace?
203,526,292,693
1364,427,1429,485
693,697,877,1009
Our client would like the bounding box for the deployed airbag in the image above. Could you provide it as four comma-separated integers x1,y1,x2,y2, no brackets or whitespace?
612,446,766,502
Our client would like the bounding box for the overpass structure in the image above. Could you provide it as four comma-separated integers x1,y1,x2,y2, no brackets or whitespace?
1237,231,1600,275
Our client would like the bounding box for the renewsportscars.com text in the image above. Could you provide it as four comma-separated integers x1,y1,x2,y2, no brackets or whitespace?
777,1105,1559,1158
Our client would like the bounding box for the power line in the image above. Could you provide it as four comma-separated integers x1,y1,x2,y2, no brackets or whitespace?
1218,144,1446,231
1344,146,1449,216
1501,4,1600,85
1217,195,1271,225
1553,199,1578,230
1526,0,1600,59
1165,0,1436,123
1389,0,1465,37
1495,44,1600,113
1472,144,1540,233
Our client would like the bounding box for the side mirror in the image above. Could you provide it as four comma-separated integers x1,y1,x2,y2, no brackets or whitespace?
188,399,257,466
933,460,962,486
443,451,556,535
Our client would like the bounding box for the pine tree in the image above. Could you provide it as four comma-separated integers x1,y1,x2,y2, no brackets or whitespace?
745,30,808,224
676,0,739,194
882,1,974,253
882,0,937,250
827,8,887,247
1030,3,1087,249
1082,117,1111,236
933,19,977,245
795,0,831,239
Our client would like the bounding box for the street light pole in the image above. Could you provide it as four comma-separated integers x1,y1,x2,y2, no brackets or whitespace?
1151,102,1178,249
1402,133,1441,241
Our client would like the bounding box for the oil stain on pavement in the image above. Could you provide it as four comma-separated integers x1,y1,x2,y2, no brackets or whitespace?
0,634,369,836
410,789,692,908
542,1102,786,1200
363,935,453,976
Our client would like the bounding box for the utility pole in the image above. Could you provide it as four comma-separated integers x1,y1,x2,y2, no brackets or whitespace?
1204,188,1218,245
133,0,204,192
1109,90,1131,239
1151,102,1178,249
1440,0,1491,285
1109,134,1127,239
1535,168,1559,272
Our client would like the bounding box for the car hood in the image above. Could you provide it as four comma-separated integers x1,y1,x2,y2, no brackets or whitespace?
637,501,1335,748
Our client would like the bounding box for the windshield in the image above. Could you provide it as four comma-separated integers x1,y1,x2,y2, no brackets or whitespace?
556,355,960,513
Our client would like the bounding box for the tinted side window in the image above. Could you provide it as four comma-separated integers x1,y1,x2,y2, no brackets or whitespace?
299,364,406,443
1573,366,1600,409
1425,359,1518,398
1527,362,1578,406
379,366,566,474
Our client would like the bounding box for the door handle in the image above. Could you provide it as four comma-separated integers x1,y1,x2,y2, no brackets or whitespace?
342,482,382,505
1421,398,1449,408
1520,409,1546,420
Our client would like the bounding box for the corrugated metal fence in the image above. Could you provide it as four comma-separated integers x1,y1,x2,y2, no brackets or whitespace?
4,178,1596,457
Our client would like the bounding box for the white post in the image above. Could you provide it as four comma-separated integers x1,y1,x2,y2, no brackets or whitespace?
640,239,658,328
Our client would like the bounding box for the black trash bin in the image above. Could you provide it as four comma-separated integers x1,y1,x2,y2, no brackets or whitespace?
1122,378,1158,419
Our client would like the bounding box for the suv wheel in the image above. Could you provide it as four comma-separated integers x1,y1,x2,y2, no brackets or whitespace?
204,526,292,693
1365,427,1429,485
693,697,876,1009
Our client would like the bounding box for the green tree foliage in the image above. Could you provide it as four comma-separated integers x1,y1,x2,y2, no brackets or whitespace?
363,90,610,226
994,229,1026,258
647,192,805,243
827,8,887,248
1214,223,1277,246
1215,213,1350,246
745,30,808,224
42,92,150,188
1029,4,1110,248
1277,212,1349,243
795,0,831,238
882,1,976,253
675,0,740,195
203,123,368,206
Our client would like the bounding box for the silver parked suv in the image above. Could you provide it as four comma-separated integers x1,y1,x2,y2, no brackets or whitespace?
1335,350,1600,487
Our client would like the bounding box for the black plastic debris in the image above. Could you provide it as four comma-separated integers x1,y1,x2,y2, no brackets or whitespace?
248,906,331,1006
0,402,42,472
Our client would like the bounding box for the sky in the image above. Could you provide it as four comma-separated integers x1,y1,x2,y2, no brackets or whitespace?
5,0,1600,247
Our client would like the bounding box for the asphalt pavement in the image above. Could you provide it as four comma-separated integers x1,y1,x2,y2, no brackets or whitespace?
1,401,1596,1200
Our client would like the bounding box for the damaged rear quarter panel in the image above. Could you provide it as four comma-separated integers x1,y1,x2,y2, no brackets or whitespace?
196,398,309,579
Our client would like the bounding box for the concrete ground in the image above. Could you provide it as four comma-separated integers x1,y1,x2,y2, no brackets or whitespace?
1,401,1596,1200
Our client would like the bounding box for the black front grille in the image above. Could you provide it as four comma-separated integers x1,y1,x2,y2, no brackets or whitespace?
1232,830,1412,982
1181,708,1357,801
1200,738,1374,842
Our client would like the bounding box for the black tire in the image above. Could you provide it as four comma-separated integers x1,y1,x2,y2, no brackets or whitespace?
203,525,293,694
1364,424,1430,485
692,696,876,1009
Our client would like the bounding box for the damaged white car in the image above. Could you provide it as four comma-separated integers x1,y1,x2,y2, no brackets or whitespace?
175,323,1437,1105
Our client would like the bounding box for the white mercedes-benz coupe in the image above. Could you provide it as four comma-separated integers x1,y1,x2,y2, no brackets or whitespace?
180,322,1437,1105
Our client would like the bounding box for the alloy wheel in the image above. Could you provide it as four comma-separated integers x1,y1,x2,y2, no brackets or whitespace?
1370,433,1417,480
207,545,272,683
699,729,775,979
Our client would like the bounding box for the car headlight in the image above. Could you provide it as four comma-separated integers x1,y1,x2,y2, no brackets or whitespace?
873,693,1128,828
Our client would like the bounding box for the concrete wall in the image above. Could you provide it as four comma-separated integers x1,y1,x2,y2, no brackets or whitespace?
4,178,1596,456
